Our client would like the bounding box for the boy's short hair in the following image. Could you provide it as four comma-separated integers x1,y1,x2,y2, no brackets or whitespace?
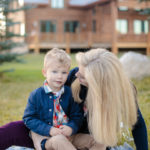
44,48,71,69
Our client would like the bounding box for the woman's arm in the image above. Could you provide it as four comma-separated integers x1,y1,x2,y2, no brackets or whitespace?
131,83,148,150
65,67,78,86
132,108,148,150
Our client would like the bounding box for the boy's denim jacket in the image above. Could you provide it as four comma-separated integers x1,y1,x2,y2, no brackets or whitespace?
23,86,83,136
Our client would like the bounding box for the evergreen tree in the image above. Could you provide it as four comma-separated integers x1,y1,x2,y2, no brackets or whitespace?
0,0,31,65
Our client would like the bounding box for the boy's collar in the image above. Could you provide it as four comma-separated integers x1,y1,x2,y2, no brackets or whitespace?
43,80,64,97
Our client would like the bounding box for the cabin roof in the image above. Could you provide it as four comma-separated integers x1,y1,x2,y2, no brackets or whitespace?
68,0,110,8
24,0,110,5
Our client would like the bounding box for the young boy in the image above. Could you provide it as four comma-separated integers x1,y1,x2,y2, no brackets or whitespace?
23,48,83,150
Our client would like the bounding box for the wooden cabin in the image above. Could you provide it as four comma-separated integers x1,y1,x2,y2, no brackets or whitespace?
24,0,150,55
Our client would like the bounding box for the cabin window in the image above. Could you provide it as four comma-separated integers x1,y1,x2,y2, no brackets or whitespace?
40,21,56,32
92,8,96,15
133,20,149,34
64,21,79,33
51,0,64,8
20,23,25,36
18,0,24,6
92,20,96,33
118,6,128,11
0,8,5,34
134,8,141,12
116,19,128,34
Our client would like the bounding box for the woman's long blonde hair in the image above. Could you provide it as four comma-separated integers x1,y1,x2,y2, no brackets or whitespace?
72,48,137,146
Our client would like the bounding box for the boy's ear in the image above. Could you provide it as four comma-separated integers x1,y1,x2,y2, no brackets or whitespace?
42,69,46,77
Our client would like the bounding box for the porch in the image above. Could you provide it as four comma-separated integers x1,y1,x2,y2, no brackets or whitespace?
26,32,150,55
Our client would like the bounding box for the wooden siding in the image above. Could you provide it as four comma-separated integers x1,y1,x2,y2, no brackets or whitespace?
24,0,150,55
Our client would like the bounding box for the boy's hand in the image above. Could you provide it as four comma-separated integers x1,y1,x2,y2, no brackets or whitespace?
50,127,62,136
59,125,73,137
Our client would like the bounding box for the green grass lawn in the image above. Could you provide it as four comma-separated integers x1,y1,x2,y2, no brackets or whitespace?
0,53,149,148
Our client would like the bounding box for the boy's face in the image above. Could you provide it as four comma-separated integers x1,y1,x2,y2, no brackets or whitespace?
42,60,69,92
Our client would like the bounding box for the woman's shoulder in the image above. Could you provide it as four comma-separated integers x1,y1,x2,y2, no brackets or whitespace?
63,85,72,95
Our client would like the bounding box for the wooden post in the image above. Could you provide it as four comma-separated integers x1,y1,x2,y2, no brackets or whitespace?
66,33,71,53
111,0,118,54
146,32,150,56
88,31,92,48
146,20,150,56
34,34,40,53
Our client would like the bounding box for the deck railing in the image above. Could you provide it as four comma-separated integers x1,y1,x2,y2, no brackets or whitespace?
26,32,150,55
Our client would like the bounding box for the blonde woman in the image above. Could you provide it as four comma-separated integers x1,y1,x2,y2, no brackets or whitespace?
0,49,148,150
66,48,148,150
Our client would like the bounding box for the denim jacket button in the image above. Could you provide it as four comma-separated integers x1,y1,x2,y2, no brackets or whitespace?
50,96,52,99
48,122,51,125
49,109,52,112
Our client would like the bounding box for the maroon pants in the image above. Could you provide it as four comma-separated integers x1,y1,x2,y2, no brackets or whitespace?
0,121,34,149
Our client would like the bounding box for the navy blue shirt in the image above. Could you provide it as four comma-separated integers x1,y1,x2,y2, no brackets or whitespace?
66,67,148,150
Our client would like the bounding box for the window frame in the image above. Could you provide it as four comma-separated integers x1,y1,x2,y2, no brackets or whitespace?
64,21,80,33
92,20,96,33
51,0,64,8
40,20,56,33
133,20,149,34
116,19,128,34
